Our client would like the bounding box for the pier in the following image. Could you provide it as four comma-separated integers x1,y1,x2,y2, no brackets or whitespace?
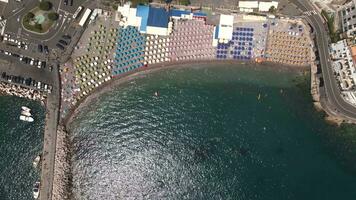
39,63,60,200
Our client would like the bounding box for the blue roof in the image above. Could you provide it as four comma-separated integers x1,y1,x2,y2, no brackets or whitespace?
136,5,150,32
147,7,169,28
193,12,207,17
215,26,219,39
170,9,191,17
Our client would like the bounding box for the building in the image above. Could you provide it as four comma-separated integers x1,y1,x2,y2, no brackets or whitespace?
339,0,356,37
238,1,278,12
213,14,234,44
258,1,278,12
330,40,356,91
117,3,207,36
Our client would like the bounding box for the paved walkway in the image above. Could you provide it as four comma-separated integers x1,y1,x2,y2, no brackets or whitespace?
39,61,60,200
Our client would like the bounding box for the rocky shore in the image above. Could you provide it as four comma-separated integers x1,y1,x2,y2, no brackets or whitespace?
51,126,72,200
0,82,46,104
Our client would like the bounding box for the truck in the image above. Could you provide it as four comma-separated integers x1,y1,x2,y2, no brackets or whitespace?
88,9,99,24
79,8,92,27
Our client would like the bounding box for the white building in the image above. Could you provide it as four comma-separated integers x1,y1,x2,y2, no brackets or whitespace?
258,1,278,12
330,40,356,91
238,1,278,12
116,3,141,27
213,14,234,45
339,0,356,37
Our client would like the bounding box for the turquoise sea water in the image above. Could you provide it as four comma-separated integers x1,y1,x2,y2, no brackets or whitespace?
66,64,356,200
0,96,44,200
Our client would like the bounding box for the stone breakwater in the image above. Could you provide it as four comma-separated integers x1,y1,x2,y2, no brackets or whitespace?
0,82,46,103
52,126,72,200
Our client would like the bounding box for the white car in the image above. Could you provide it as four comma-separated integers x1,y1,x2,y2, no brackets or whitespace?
37,82,41,89
37,61,42,68
30,59,34,65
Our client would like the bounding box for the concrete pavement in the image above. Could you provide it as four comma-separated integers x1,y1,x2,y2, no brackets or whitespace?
39,60,60,200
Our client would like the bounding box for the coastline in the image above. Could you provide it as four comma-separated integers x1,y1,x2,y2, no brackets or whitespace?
0,82,47,105
63,60,308,128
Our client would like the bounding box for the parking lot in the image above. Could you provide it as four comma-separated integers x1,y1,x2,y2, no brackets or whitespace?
0,0,93,62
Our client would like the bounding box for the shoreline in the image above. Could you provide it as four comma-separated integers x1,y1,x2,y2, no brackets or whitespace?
0,82,47,105
63,60,308,128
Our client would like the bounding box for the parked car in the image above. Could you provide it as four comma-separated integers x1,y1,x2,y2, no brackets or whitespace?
44,45,49,54
58,39,68,46
41,61,46,68
38,44,43,52
56,43,65,50
37,61,42,68
62,35,71,40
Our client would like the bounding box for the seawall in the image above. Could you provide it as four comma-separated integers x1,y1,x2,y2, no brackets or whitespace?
51,126,72,200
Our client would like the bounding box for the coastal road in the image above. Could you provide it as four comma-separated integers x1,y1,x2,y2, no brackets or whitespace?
292,0,356,121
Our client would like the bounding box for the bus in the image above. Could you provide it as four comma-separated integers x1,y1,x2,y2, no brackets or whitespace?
79,8,92,27
73,6,83,19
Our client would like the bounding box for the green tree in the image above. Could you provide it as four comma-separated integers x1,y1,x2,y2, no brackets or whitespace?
26,12,35,19
48,12,59,21
269,6,277,14
34,23,42,31
39,1,52,11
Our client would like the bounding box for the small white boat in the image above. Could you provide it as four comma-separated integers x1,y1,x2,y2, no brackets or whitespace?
33,155,41,168
21,106,31,112
33,181,40,199
21,110,32,117
154,91,159,97
20,115,34,122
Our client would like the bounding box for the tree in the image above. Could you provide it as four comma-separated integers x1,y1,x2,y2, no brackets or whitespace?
48,12,59,21
34,23,42,31
39,1,52,11
27,12,35,19
269,6,277,14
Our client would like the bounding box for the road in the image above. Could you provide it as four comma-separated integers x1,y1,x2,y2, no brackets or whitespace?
292,0,356,121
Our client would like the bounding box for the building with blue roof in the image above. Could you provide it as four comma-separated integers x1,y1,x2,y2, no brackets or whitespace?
136,5,149,33
117,3,209,36
147,7,169,28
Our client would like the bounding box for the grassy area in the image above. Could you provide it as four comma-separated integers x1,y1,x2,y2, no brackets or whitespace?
22,7,57,34
321,10,340,43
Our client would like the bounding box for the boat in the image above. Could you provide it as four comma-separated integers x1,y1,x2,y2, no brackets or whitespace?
33,181,40,199
20,115,34,122
21,110,32,117
154,91,159,97
21,106,31,112
33,155,41,168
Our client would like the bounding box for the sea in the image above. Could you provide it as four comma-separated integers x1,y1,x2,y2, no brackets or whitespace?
2,64,356,200
68,64,356,200
0,96,44,200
